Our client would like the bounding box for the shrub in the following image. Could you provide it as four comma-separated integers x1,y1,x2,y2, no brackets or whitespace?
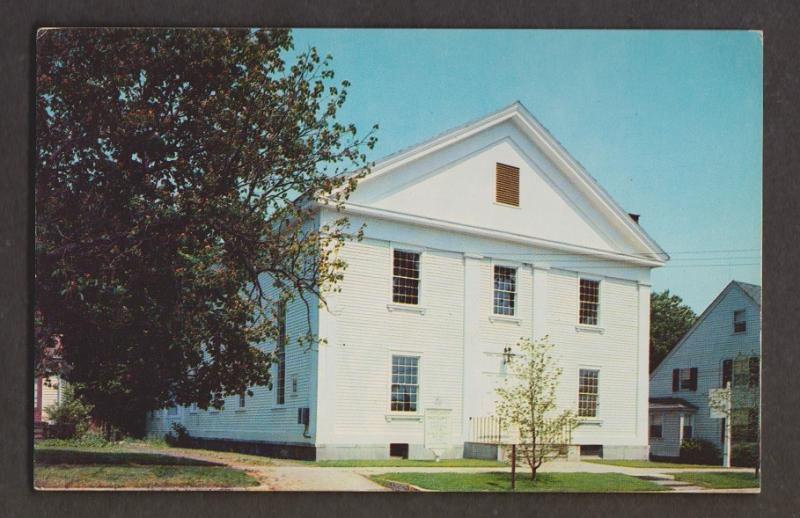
679,438,722,465
732,442,759,468
44,383,94,439
40,429,111,448
165,422,191,447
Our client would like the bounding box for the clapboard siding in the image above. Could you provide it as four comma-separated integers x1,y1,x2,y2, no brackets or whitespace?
328,238,465,446
146,275,316,443
546,269,644,443
649,283,761,454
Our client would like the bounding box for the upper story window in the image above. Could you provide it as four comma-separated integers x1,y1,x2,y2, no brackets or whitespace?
239,391,246,409
733,310,747,333
579,278,600,325
493,266,517,316
391,355,419,412
672,367,698,392
392,250,420,305
649,413,663,439
167,405,179,416
495,163,520,206
578,369,599,417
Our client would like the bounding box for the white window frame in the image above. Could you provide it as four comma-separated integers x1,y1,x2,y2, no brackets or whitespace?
387,243,426,313
189,402,198,414
681,413,695,441
577,367,600,419
679,367,694,391
492,263,518,317
237,391,247,411
577,276,602,327
733,309,747,334
387,351,422,415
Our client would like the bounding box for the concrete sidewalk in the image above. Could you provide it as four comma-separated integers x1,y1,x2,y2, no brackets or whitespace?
130,445,756,492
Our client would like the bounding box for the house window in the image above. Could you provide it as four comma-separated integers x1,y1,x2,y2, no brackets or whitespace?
276,301,287,405
733,310,746,333
578,369,599,417
190,402,198,413
493,266,517,316
495,163,520,206
749,357,760,388
579,279,600,325
733,358,750,388
673,367,698,391
167,405,178,416
391,355,419,412
392,250,420,305
650,413,663,439
239,391,246,409
683,414,695,440
722,359,733,388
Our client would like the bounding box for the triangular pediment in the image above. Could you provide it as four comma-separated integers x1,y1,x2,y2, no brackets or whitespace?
341,103,667,265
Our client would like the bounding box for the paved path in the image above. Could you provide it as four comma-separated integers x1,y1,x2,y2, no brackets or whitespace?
129,445,755,492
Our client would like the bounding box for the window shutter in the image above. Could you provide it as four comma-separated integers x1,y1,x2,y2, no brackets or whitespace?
690,367,698,391
495,163,520,206
749,357,760,387
672,369,679,392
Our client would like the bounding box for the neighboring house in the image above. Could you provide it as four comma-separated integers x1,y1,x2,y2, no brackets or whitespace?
146,102,667,460
648,281,761,460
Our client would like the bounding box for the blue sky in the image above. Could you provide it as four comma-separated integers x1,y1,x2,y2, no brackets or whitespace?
292,29,762,313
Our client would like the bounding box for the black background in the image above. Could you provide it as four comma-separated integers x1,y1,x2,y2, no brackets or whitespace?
2,1,797,516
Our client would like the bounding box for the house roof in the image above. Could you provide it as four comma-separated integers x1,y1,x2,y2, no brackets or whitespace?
649,397,698,412
328,101,668,266
650,280,762,378
734,281,761,307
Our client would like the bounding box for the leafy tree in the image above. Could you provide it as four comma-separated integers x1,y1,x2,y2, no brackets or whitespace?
650,290,697,371
35,28,377,435
495,337,578,480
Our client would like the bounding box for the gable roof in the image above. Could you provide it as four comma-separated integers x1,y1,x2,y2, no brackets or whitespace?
329,101,668,266
650,280,762,379
734,281,761,307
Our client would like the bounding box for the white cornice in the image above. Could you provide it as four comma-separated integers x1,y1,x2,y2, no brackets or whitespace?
327,201,665,268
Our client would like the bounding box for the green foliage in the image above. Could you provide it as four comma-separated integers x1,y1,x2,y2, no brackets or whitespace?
165,422,191,447
650,290,697,371
672,471,759,489
35,28,377,435
371,472,669,492
679,438,722,465
495,337,579,480
44,383,94,439
732,443,759,468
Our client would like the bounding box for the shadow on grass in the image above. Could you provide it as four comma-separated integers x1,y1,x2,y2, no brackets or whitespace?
34,448,222,467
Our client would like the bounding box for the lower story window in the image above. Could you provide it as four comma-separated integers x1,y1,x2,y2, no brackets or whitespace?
578,369,599,417
391,355,419,412
650,413,663,439
167,405,178,416
683,414,695,440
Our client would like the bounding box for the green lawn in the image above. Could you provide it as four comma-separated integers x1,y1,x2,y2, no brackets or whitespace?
585,459,722,469
672,472,760,489
34,446,259,489
313,458,507,468
371,471,669,492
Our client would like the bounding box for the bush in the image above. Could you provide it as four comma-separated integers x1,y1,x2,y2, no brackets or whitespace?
165,422,191,447
679,438,722,465
39,429,111,448
732,443,759,468
44,383,94,439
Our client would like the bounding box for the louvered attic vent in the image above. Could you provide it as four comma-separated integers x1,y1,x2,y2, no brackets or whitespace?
495,163,520,206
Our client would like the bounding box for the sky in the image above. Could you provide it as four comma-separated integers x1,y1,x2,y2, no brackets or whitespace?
292,29,762,313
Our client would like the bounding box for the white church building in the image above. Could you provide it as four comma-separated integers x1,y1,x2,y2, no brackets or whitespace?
147,102,667,460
